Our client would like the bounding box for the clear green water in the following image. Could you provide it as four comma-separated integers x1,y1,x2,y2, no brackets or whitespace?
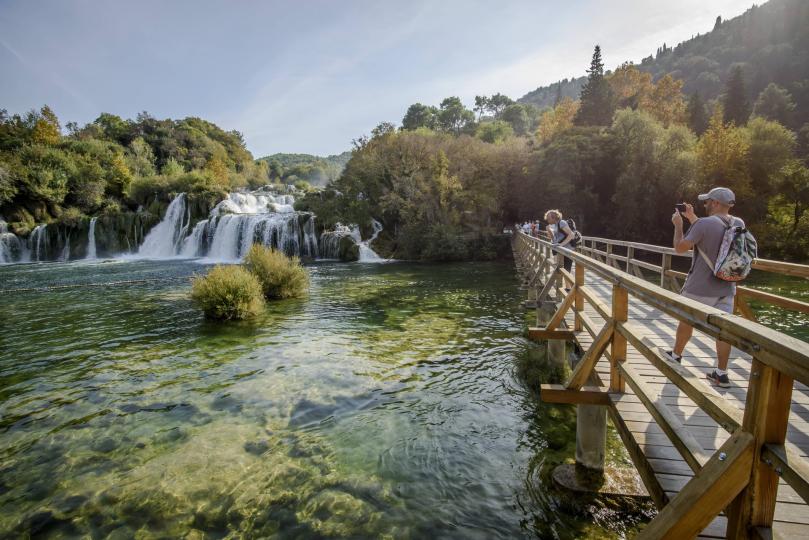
743,270,809,342
0,259,650,538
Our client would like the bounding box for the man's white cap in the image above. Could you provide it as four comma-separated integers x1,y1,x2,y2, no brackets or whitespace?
698,187,735,206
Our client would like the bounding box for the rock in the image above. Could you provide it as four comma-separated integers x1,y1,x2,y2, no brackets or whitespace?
243,439,270,455
92,437,118,453
338,235,359,262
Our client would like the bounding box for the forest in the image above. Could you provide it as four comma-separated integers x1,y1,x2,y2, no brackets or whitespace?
520,0,809,127
257,152,351,188
0,110,277,237
301,9,809,261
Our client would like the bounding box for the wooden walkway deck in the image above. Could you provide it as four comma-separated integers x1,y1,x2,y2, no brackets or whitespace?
514,230,809,539
568,274,809,538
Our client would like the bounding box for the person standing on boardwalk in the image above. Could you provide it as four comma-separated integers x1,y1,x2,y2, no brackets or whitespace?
665,187,745,388
544,209,576,273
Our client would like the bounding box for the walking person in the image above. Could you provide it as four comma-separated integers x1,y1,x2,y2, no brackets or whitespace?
544,209,577,273
665,187,745,388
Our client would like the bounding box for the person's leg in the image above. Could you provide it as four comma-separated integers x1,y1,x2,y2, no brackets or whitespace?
563,255,572,273
715,340,731,371
673,321,693,356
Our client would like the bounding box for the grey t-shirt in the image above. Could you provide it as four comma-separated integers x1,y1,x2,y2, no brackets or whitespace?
552,220,569,244
681,214,745,297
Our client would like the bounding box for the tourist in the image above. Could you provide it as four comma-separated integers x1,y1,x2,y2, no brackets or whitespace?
530,221,537,237
544,209,576,273
665,187,744,388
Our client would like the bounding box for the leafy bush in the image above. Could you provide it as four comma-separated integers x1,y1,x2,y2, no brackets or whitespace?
243,244,309,299
190,265,265,320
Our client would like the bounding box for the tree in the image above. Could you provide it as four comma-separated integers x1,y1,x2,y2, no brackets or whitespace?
745,116,796,201
500,104,531,135
476,121,513,143
371,122,396,138
402,103,437,130
696,109,751,199
437,97,474,136
536,98,579,144
722,65,750,126
486,93,514,117
607,63,653,110
474,96,488,121
687,92,709,135
575,45,614,126
753,83,796,127
778,160,809,235
645,74,687,127
31,106,61,145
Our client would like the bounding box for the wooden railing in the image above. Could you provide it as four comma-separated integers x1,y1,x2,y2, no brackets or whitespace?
578,235,809,321
514,230,809,539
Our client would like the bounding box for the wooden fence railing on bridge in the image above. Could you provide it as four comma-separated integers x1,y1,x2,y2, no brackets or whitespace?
513,229,809,539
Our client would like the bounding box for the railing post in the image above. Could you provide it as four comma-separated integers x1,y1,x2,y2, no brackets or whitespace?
610,284,628,393
726,359,794,537
626,246,634,274
574,262,584,332
606,243,614,268
661,253,672,290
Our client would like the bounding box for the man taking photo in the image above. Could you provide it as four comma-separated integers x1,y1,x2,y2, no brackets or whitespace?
664,187,745,388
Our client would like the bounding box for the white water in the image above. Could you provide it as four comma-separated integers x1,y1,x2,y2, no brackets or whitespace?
30,225,48,262
0,217,21,264
85,217,98,260
358,219,384,262
138,194,190,258
139,191,318,262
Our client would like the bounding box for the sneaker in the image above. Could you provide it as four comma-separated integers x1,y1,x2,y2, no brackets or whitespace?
706,370,731,388
663,350,682,364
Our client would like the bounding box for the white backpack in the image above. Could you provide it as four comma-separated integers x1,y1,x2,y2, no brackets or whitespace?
697,215,757,282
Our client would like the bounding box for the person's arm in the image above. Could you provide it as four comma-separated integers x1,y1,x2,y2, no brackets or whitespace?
673,207,700,254
559,225,575,247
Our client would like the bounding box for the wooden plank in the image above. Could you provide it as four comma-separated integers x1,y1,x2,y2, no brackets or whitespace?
636,431,755,540
545,285,577,331
619,362,712,473
727,359,796,536
527,328,576,341
578,284,611,321
737,285,809,315
606,405,669,507
611,284,628,393
617,327,743,432
540,384,611,405
566,322,615,390
762,442,809,506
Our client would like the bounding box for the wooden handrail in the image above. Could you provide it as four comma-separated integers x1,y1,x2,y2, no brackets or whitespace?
512,228,809,538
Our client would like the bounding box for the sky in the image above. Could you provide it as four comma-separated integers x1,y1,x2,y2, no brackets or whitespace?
0,0,755,157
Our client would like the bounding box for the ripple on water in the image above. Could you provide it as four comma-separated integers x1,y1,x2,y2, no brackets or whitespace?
0,259,653,538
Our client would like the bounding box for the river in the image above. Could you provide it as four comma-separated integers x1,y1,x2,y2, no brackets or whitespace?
0,259,651,539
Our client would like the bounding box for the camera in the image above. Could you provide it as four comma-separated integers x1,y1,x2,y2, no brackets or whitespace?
675,203,687,213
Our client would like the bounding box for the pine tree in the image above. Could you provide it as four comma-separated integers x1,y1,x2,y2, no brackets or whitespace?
553,83,563,106
723,65,750,126
687,92,708,135
574,45,614,127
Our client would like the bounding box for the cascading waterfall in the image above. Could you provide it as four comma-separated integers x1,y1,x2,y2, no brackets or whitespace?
358,219,384,262
30,225,48,262
318,224,354,259
139,191,318,262
85,217,98,260
138,193,190,258
0,217,23,264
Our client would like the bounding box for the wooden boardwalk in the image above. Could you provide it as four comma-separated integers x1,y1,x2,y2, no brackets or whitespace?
570,276,809,538
514,231,809,539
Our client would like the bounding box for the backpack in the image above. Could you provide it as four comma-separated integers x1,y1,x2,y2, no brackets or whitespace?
566,218,583,246
697,215,757,282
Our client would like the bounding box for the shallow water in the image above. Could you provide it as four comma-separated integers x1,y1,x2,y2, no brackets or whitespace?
0,259,649,538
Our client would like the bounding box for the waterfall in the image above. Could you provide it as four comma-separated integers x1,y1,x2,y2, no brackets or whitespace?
0,217,22,264
319,224,354,259
59,229,71,261
85,217,98,259
137,191,317,262
358,219,384,262
30,225,48,262
138,193,189,258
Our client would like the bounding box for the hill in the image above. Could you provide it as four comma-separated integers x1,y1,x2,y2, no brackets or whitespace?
519,0,809,126
257,152,352,187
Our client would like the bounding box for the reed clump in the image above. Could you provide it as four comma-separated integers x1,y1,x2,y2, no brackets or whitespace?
243,244,309,299
191,265,265,320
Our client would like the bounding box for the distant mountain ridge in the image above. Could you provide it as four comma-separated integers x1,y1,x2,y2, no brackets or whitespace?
519,0,809,125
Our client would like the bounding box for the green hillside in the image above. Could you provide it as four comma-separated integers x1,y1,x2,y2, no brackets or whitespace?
520,0,809,126
257,151,352,187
